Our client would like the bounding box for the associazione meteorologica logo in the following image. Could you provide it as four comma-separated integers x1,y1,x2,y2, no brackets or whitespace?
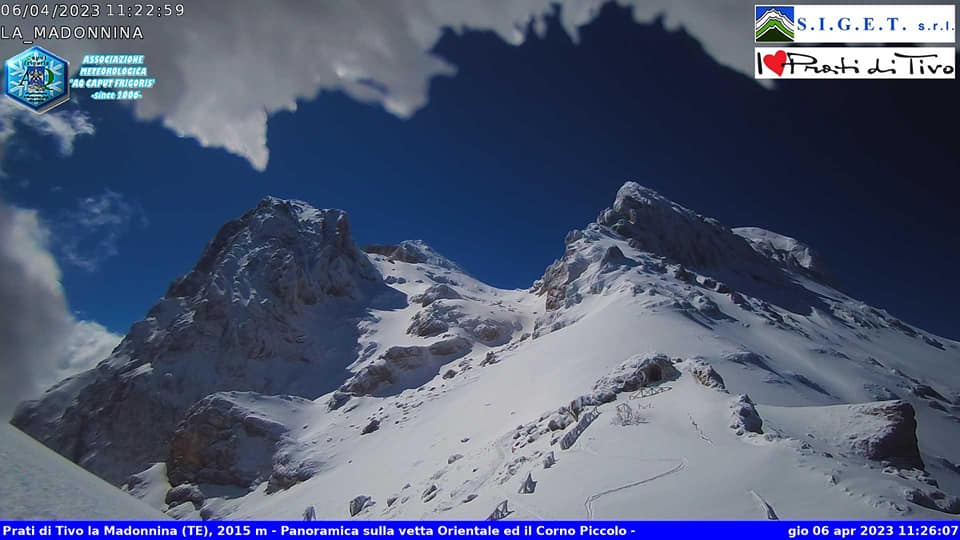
4,47,159,113
4,45,70,113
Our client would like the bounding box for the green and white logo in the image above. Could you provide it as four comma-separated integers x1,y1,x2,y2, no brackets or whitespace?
756,6,795,43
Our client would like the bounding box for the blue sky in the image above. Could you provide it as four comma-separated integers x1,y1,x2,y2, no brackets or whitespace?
3,3,958,340
756,6,795,21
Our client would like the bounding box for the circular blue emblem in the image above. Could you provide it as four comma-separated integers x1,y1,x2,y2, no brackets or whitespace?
4,46,70,113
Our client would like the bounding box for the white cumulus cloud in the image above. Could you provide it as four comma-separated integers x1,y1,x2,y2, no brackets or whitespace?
0,0,947,172
0,0,797,172
56,320,122,377
0,199,122,420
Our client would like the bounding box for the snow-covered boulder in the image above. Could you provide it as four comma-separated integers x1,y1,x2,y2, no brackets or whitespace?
348,495,374,516
460,317,517,346
905,487,960,515
364,240,465,273
686,359,727,390
761,400,925,470
730,395,763,435
164,484,204,509
850,401,924,470
407,308,451,337
411,284,462,306
593,353,680,395
340,337,472,396
407,300,518,345
361,419,381,435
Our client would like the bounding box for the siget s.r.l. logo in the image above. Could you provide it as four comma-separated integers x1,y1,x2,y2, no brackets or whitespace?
756,6,796,42
4,46,70,113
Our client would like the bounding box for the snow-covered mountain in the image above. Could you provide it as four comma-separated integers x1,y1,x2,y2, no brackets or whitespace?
10,182,960,520
11,197,403,486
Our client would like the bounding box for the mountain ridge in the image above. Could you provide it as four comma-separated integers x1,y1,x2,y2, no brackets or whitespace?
11,181,960,519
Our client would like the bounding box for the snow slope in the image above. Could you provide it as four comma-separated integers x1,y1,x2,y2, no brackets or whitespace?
11,182,960,520
0,423,164,519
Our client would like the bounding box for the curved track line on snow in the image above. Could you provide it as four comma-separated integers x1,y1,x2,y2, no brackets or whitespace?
583,458,687,520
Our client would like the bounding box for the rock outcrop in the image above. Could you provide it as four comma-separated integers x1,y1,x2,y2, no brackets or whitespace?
164,484,204,509
905,487,960,515
730,395,763,435
411,284,462,306
687,360,726,390
339,337,472,396
364,240,465,273
409,306,516,349
851,401,923,470
167,392,306,491
348,495,373,516
593,353,680,397
596,183,768,270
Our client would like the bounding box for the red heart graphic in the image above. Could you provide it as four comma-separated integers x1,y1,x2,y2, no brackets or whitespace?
763,50,787,76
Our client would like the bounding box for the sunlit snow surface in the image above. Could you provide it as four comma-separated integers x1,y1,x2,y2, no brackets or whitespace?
0,423,164,519
214,237,959,519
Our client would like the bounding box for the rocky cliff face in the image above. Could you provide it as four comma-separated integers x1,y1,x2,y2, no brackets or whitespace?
166,392,317,493
12,197,397,484
597,183,768,270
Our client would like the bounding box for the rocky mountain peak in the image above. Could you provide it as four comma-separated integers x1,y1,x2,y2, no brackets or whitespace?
536,183,832,313
595,182,764,269
165,197,379,304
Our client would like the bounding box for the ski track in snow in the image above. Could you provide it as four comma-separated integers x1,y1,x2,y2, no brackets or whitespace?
583,458,688,520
